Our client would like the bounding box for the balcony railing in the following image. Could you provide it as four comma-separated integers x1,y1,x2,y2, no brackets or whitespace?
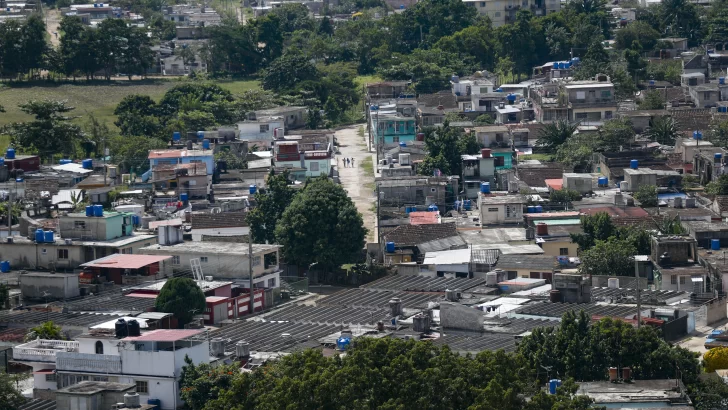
56,352,122,374
13,340,79,363
568,99,617,108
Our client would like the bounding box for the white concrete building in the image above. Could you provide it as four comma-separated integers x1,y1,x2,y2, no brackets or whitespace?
479,195,524,225
139,241,281,286
12,327,209,409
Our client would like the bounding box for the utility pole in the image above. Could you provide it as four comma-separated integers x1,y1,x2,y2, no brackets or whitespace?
248,232,254,314
103,139,108,186
635,258,641,328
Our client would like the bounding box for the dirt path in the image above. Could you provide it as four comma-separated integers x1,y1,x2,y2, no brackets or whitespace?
45,9,62,47
336,125,377,243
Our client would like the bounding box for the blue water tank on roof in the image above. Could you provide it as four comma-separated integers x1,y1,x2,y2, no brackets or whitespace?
386,242,395,253
549,379,562,395
180,193,188,202
630,159,638,169
35,229,44,243
712,239,721,250
93,204,103,217
6,149,15,160
0,261,9,273
480,182,490,194
85,205,93,217
197,131,204,139
44,231,54,243
249,184,257,195
202,139,210,150
428,204,438,212
535,205,543,213
173,131,181,141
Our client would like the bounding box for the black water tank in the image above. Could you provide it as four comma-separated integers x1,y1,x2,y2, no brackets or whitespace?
127,319,141,337
115,318,128,339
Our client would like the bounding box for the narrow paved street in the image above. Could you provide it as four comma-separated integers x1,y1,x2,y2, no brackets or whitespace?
336,125,377,242
45,9,62,47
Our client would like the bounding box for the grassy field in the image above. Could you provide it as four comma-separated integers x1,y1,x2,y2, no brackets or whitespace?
0,79,261,129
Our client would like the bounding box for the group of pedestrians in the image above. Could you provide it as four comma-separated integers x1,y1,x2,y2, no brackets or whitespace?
341,157,355,168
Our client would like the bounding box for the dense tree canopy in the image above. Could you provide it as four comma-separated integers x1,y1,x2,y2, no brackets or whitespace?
2,100,82,159
276,177,367,269
154,278,206,327
246,171,297,244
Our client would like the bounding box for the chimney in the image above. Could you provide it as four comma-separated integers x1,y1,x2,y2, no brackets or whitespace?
536,222,548,236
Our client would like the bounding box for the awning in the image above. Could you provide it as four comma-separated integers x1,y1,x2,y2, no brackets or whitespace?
33,369,55,374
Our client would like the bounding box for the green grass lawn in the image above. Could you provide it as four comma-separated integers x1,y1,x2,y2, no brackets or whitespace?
0,79,260,129
519,153,555,162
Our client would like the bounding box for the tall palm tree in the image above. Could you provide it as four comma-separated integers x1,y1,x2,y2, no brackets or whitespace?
536,119,579,151
646,116,679,146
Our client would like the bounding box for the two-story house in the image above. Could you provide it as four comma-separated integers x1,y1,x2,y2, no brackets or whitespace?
461,149,497,199
370,111,417,150
12,328,209,409
530,82,569,122
564,79,617,124
148,149,214,178
236,117,284,149
273,140,332,179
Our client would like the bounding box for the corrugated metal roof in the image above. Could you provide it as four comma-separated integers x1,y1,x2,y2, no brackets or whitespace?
51,189,83,206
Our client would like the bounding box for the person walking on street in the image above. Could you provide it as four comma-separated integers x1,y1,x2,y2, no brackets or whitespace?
346,158,350,167
351,158,355,168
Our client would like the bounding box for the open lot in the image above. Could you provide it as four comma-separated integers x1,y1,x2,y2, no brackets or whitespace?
0,79,260,129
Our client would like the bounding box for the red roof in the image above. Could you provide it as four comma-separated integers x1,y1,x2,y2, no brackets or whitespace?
123,329,203,342
409,211,439,225
581,206,648,218
545,179,563,190
81,254,172,270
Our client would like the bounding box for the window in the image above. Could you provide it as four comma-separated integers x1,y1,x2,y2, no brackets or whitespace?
268,278,276,287
144,243,151,247
309,162,319,172
172,255,180,265
575,112,588,120
604,111,613,120
494,11,501,17
135,380,149,394
506,205,513,218
392,136,400,143
121,247,132,254
46,373,57,382
575,91,586,100
480,87,488,94
252,256,262,267
259,124,269,133
41,248,47,255
680,276,686,285
671,275,677,285
480,1,485,6
200,256,208,263
488,208,498,212
705,92,712,100
601,90,612,99
95,341,104,354
57,249,69,260
74,221,86,229
559,248,569,256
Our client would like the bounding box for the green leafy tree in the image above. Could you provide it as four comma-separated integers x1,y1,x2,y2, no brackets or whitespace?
634,184,658,207
474,113,494,125
615,21,661,50
597,118,634,152
646,116,679,145
276,177,366,270
578,237,636,276
179,356,238,409
0,371,25,410
154,278,206,328
25,321,64,341
550,188,581,203
3,100,82,160
706,174,728,195
246,170,296,244
639,90,667,110
262,52,319,93
705,0,728,44
537,119,578,151
570,212,617,251
418,122,468,176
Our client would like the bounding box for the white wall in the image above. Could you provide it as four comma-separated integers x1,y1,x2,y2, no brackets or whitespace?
77,338,121,356
122,350,175,377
